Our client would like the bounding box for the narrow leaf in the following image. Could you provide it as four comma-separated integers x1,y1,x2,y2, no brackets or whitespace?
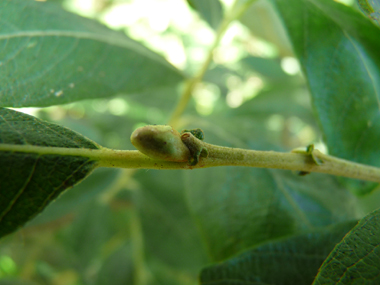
200,221,357,285
26,168,119,227
135,170,209,272
0,0,184,107
270,0,380,193
0,108,99,238
241,56,290,81
313,208,380,285
95,242,134,285
187,0,224,30
185,168,357,262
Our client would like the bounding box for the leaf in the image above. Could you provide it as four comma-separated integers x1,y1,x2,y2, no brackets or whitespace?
357,0,380,24
0,279,37,285
95,242,134,285
239,0,294,57
236,84,316,126
147,259,200,285
313,208,380,285
25,168,120,227
185,168,357,262
203,65,243,99
134,170,209,273
240,56,290,81
61,200,115,267
200,221,357,285
0,108,99,238
270,0,380,193
187,0,224,30
0,0,184,107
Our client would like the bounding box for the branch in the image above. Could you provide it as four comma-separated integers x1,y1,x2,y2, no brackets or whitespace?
3,143,380,183
98,143,380,183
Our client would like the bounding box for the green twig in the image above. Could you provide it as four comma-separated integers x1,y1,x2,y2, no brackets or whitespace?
2,143,380,183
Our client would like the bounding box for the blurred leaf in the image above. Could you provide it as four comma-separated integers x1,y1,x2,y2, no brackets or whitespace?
185,168,357,261
147,259,198,285
236,84,315,125
0,280,38,285
61,201,115,271
95,242,134,285
191,114,276,152
134,170,209,274
200,221,357,285
0,108,98,238
0,0,184,107
127,85,182,117
357,0,380,23
271,0,380,194
202,67,315,149
203,65,242,99
313,208,380,285
191,87,316,155
26,168,120,227
187,0,224,30
240,0,294,56
356,185,380,215
240,56,290,81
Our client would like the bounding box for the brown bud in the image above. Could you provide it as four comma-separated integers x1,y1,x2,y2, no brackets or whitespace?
131,125,190,162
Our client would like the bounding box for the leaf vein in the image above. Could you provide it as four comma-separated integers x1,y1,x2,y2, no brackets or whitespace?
0,154,39,222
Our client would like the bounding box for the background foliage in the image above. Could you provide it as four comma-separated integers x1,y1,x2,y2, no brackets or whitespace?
0,0,380,284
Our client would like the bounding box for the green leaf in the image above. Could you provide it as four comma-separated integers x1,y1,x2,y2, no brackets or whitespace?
313,208,380,285
0,108,98,238
25,168,120,227
236,84,316,126
185,168,357,261
0,279,37,285
147,259,200,285
240,56,290,81
0,0,184,107
270,0,380,193
134,170,209,273
187,0,224,30
61,201,115,267
200,221,357,285
239,0,294,57
95,242,134,285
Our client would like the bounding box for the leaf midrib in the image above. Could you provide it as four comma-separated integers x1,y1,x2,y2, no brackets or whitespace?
302,0,380,161
0,30,172,67
0,143,100,158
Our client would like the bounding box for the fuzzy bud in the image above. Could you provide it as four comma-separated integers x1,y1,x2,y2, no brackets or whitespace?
131,125,190,162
